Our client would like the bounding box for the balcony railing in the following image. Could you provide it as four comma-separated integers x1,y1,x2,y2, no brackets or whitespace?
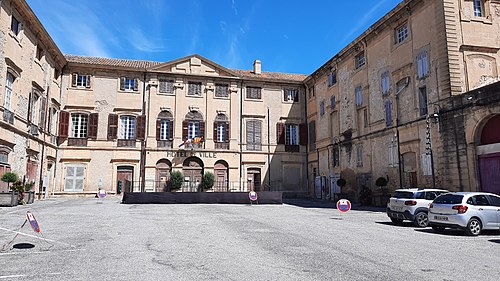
214,142,230,150
2,109,14,124
118,139,136,147
157,140,173,148
184,142,203,149
68,138,88,147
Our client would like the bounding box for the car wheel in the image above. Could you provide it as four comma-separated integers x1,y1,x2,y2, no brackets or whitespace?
413,212,428,227
390,217,404,225
465,218,482,236
431,226,445,233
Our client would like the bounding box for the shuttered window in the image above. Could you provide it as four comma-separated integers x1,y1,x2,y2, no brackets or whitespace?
217,123,226,142
246,86,261,100
156,111,173,141
320,100,325,116
188,121,201,139
308,121,316,150
385,99,393,127
246,120,262,151
38,96,46,129
188,82,202,96
215,84,229,97
120,77,139,91
64,164,85,192
355,86,363,106
355,52,366,69
356,144,363,167
88,113,99,139
107,114,118,140
330,95,336,109
284,89,298,102
418,86,428,116
59,111,70,138
119,116,136,140
4,73,14,110
328,72,337,87
160,120,170,140
381,71,390,95
159,79,174,94
71,113,88,138
285,124,299,145
417,51,429,79
72,73,91,88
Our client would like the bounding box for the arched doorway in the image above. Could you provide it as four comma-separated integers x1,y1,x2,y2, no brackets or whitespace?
247,168,261,191
155,159,172,192
214,160,228,192
477,115,500,195
182,157,204,192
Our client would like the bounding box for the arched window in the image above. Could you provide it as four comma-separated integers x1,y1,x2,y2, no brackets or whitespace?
182,111,205,148
214,113,229,144
156,111,173,142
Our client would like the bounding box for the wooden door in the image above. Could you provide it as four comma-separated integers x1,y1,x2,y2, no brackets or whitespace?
117,168,133,193
478,153,500,195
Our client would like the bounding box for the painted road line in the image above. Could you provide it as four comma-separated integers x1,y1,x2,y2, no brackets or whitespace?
0,226,71,246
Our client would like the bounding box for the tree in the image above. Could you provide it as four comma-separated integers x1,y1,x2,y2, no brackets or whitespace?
375,177,388,188
201,172,215,190
1,172,18,191
168,171,183,190
336,178,346,188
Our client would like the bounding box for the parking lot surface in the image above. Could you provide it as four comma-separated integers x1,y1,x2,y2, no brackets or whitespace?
0,197,499,280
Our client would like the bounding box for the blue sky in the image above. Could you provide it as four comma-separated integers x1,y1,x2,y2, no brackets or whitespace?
27,0,402,74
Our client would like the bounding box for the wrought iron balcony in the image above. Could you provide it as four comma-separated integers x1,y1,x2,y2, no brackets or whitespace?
214,142,230,150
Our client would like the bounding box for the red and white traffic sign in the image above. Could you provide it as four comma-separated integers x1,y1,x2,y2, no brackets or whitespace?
26,211,40,233
248,191,258,201
336,199,351,213
97,189,107,198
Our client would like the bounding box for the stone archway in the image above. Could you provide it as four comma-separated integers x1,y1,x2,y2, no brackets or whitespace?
182,157,204,192
214,160,229,192
476,114,500,195
155,159,172,192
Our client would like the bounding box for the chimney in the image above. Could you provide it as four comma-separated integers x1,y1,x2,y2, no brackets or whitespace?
253,60,261,75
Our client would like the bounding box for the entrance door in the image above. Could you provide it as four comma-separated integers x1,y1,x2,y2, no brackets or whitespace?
183,157,204,192
214,161,228,192
247,168,261,191
478,153,500,195
156,159,172,192
117,166,134,193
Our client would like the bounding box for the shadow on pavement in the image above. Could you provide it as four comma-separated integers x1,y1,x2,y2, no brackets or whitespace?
283,198,386,213
375,221,415,228
489,239,500,244
414,228,500,237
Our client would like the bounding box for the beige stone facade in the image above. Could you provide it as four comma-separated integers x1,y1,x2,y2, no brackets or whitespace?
2,0,500,199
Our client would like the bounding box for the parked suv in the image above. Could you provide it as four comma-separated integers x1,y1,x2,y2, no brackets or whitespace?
387,188,449,227
428,192,500,236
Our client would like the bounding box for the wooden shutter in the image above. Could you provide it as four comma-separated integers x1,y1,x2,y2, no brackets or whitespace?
200,121,205,140
182,120,188,141
299,123,308,145
85,75,91,88
225,123,230,143
38,96,46,129
168,120,174,140
156,119,161,141
255,121,262,149
72,73,77,87
294,90,299,102
133,78,139,91
246,121,254,148
58,111,69,138
277,123,285,144
159,80,166,93
213,122,218,143
88,113,99,139
283,91,288,101
120,77,125,91
136,115,146,140
107,114,118,140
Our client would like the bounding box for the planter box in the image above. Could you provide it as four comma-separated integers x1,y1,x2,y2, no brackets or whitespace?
26,191,35,204
0,191,19,207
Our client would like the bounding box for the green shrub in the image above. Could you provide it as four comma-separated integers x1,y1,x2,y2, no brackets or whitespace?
375,177,388,188
201,172,215,190
1,172,18,191
336,178,347,187
168,171,183,190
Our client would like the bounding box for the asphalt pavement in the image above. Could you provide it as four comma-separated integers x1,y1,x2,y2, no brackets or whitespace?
0,197,499,280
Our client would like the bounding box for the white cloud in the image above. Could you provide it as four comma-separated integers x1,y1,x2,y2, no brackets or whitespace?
341,1,388,45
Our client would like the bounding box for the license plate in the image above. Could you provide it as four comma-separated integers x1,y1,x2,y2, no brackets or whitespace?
434,215,448,221
392,206,403,212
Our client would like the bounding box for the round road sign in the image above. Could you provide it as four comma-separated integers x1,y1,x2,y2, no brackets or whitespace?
336,199,351,213
26,211,40,233
249,191,258,201
97,189,107,198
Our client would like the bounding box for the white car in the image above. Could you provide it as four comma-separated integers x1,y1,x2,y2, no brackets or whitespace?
386,188,449,227
428,192,500,236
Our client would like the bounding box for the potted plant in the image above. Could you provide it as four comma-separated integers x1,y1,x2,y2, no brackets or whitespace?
0,172,19,207
375,176,390,207
168,171,183,192
200,172,215,191
24,181,35,204
336,178,348,200
12,180,25,205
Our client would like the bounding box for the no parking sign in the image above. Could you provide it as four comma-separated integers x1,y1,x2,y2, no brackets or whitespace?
26,211,40,233
336,199,351,213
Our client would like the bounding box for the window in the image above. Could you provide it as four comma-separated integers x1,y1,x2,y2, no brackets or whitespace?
188,121,200,139
159,120,170,140
119,116,136,140
363,109,368,128
355,86,363,106
71,113,88,138
0,151,8,164
395,24,408,44
36,46,43,61
417,51,429,79
308,87,315,99
385,99,393,127
217,123,226,142
487,195,500,207
31,93,40,123
285,124,299,145
418,86,428,116
355,52,366,69
330,95,336,109
188,82,202,96
246,86,261,100
381,71,390,95
328,72,337,87
467,195,490,206
64,164,85,192
308,121,316,151
159,79,174,94
214,114,229,144
284,89,298,102
332,145,340,167
215,84,229,97
4,73,14,110
473,0,484,17
356,144,363,167
388,142,398,167
72,73,91,88
11,15,20,35
319,100,325,116
120,77,138,91
246,120,262,151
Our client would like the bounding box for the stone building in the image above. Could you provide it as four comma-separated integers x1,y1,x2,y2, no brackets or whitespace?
0,0,65,194
306,0,500,202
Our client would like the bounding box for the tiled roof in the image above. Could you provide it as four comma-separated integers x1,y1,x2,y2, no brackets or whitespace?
231,69,307,82
65,54,162,69
64,55,307,82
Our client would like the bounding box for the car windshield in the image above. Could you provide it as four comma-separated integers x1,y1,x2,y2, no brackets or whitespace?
433,194,463,204
392,191,414,199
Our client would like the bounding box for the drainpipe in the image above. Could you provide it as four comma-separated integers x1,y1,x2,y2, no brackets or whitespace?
239,80,243,191
53,64,65,196
38,85,50,200
267,106,271,190
140,72,147,192
304,86,309,196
